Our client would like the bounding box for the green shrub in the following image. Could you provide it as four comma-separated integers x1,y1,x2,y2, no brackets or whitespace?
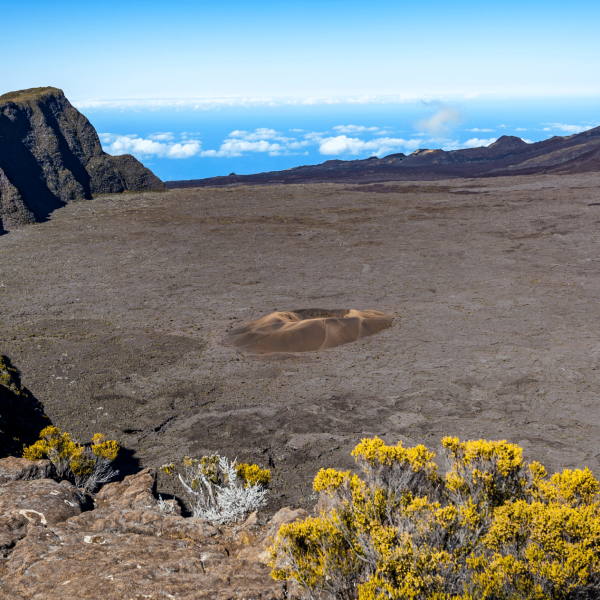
271,436,600,600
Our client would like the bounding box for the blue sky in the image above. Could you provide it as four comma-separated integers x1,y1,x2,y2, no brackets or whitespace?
4,0,600,99
3,1,600,180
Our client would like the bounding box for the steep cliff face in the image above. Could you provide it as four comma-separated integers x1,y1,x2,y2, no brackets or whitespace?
0,87,165,229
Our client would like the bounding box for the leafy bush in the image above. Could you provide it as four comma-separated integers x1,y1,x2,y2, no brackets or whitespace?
271,436,600,600
161,453,270,524
23,426,119,492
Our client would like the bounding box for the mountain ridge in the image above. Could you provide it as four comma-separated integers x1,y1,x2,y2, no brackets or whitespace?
167,128,600,188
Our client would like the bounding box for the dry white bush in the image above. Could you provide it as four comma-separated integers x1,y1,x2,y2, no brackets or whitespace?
165,454,269,524
75,453,119,493
157,495,178,514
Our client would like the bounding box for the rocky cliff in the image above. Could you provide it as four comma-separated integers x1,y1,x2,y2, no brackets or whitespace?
0,87,165,230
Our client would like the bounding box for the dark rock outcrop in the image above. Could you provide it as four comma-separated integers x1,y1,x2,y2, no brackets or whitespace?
0,465,308,599
0,356,49,458
0,87,165,229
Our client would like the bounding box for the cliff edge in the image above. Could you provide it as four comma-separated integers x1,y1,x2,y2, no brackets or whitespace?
0,87,165,229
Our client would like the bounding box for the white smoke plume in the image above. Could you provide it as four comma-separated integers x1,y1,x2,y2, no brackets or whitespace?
417,105,462,135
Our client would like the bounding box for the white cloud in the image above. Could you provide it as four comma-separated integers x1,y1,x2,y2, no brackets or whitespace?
148,132,175,141
303,132,328,142
318,135,419,156
201,128,309,157
100,133,202,159
70,94,365,111
302,97,340,105
75,97,277,111
515,127,528,131
467,128,494,132
347,94,377,104
543,123,594,134
417,106,462,135
180,131,204,141
438,137,497,151
333,125,380,134
202,140,283,158
228,128,293,142
165,142,203,158
463,137,497,148
75,94,526,113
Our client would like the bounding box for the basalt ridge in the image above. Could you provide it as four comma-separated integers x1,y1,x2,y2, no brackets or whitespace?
0,87,165,229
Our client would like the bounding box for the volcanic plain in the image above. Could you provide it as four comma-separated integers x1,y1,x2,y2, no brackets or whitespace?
1,174,600,510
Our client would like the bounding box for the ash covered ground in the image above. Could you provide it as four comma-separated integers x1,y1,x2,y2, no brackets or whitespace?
1,174,600,511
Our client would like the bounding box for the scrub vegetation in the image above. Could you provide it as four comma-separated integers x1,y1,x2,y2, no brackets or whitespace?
23,426,120,492
271,437,600,600
161,453,271,523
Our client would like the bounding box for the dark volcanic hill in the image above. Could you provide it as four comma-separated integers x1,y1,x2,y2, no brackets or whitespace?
0,87,165,230
167,128,600,189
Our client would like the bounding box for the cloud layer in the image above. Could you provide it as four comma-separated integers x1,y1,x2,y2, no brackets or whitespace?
100,133,201,158
542,123,594,134
319,135,419,156
99,112,598,164
99,125,509,162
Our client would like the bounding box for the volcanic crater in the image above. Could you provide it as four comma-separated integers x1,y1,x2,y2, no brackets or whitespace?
226,309,394,353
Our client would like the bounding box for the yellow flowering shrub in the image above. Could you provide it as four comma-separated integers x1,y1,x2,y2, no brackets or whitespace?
23,426,119,491
270,436,600,600
236,462,271,487
91,433,120,461
271,515,361,598
22,425,77,463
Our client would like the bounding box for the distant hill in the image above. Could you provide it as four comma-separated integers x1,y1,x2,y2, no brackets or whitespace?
167,129,600,189
0,87,165,230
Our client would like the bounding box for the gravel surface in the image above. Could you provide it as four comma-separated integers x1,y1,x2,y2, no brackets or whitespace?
1,173,600,510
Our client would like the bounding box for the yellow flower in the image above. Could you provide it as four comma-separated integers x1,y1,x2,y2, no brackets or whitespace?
236,463,271,487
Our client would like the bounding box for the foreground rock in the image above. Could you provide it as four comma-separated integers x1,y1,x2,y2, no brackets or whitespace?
0,457,55,485
0,87,165,229
0,462,308,599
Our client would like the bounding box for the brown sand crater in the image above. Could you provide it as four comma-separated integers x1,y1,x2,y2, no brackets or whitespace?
226,309,394,353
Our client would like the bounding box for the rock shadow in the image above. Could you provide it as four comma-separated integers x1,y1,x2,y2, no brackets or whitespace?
0,355,50,457
112,446,142,482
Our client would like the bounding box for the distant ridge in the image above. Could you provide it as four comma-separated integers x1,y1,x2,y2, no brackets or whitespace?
167,129,600,189
0,87,165,230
